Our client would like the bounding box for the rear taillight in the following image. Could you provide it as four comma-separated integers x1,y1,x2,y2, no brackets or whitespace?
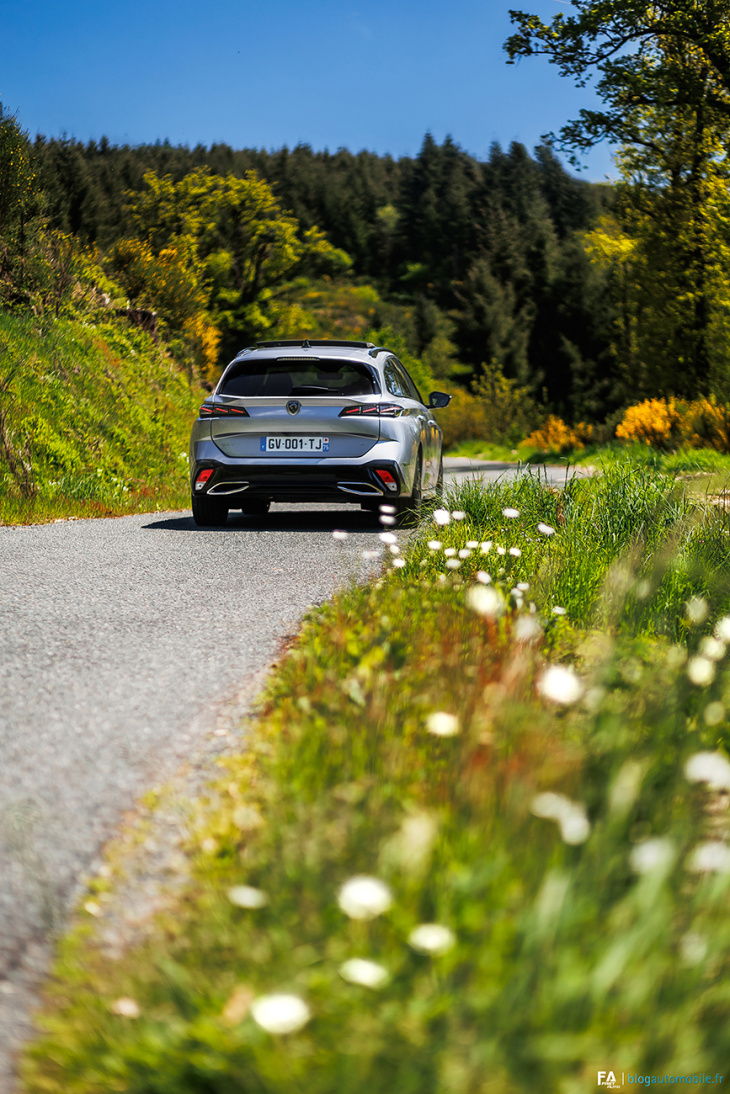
195,468,214,491
199,403,249,418
375,469,398,492
339,404,402,418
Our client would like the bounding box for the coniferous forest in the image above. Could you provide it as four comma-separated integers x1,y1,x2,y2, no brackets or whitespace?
3,119,617,421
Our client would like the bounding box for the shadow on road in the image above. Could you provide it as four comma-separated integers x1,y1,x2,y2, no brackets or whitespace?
143,507,382,535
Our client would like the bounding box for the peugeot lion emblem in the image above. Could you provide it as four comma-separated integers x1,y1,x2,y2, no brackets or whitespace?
286,400,301,415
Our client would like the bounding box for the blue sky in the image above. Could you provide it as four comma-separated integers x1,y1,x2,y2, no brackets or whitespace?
1,0,615,179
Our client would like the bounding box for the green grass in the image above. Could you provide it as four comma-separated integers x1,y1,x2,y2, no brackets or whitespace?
21,466,730,1094
0,312,204,523
448,436,730,477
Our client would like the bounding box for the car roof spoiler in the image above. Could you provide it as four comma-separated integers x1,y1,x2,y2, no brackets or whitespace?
240,339,376,352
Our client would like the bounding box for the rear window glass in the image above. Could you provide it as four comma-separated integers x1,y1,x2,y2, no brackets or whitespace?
220,358,378,398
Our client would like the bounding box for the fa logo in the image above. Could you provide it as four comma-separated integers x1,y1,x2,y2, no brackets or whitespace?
597,1073,621,1089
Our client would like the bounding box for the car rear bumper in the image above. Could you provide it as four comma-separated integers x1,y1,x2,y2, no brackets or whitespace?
190,459,405,504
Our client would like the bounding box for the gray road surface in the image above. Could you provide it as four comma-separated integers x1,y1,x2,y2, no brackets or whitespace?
443,456,592,488
0,459,574,1088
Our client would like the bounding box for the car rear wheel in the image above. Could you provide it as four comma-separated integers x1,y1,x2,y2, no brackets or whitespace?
191,495,229,526
395,452,423,526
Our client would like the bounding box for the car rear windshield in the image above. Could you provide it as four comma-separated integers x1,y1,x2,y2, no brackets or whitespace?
220,358,378,398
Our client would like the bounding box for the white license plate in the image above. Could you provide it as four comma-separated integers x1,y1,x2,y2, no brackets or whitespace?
260,435,330,453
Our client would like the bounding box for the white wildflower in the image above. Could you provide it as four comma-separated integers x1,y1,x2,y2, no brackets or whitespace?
715,616,730,643
332,529,349,541
700,636,726,661
408,923,456,955
452,510,466,520
684,751,730,790
385,813,438,872
704,702,726,727
379,531,397,545
466,540,478,549
517,582,530,592
388,544,400,554
629,838,675,875
458,548,472,559
445,559,461,569
687,656,715,687
680,932,708,966
426,711,460,737
537,522,555,536
392,558,406,568
667,645,688,668
634,580,651,600
514,615,542,643
361,550,380,560
537,664,582,705
476,571,491,584
380,515,397,526
251,994,311,1034
338,876,393,920
427,540,442,551
379,504,397,515
551,606,567,616
686,597,709,626
531,792,590,845
560,809,591,845
503,508,520,519
339,958,389,989
496,546,506,556
433,509,451,526
687,841,730,874
110,997,141,1019
480,541,493,552
228,885,269,909
444,547,457,557
509,547,522,557
467,584,504,618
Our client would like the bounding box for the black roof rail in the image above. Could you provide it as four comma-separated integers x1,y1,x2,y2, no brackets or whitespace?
248,339,376,350
367,346,392,358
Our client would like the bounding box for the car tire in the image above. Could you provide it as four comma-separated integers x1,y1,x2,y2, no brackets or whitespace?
240,500,271,517
395,451,423,526
191,494,229,526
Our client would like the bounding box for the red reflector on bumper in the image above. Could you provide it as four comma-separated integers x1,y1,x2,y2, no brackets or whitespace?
195,469,214,491
375,469,398,491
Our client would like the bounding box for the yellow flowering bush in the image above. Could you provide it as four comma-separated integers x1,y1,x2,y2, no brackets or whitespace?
682,397,730,452
616,397,730,452
522,415,594,454
615,398,683,449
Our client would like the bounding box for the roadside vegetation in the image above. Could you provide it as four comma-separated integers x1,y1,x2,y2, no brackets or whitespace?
22,462,730,1091
0,312,202,524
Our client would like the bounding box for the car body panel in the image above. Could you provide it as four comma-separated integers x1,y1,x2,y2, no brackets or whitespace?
209,397,381,460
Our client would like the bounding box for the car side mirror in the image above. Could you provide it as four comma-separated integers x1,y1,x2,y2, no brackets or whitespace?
428,391,451,409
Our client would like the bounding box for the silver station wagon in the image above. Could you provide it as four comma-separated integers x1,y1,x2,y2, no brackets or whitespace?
189,339,451,525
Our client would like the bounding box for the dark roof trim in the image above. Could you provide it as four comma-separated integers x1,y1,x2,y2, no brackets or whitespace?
239,339,376,352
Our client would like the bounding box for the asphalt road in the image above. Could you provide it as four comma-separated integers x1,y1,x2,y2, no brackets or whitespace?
0,458,581,1089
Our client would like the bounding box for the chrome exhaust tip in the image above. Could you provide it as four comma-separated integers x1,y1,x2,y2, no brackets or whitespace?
208,481,250,496
337,482,383,497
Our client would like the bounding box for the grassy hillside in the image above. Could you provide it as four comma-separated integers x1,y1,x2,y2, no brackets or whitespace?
0,313,204,523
